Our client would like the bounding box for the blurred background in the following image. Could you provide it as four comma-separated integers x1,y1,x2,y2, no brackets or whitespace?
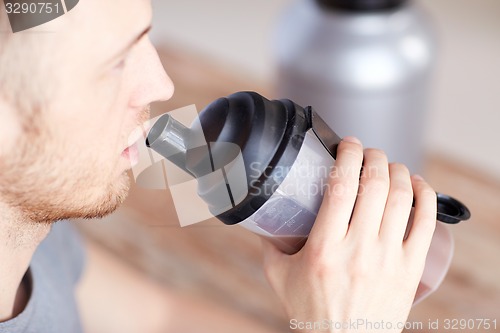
148,0,500,180
77,0,500,332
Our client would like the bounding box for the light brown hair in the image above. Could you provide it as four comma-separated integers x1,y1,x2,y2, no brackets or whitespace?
0,7,53,119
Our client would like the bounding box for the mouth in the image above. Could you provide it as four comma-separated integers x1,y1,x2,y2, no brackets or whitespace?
121,142,140,167
121,126,146,167
121,108,152,168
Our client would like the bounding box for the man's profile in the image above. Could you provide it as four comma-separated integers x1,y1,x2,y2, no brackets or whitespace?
0,0,438,332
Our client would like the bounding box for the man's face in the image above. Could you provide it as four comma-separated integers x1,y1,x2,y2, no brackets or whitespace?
0,0,174,222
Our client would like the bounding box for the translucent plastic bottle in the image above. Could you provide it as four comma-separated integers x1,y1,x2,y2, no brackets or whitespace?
147,91,470,305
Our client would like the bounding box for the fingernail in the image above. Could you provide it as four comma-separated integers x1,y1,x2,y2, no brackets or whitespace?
343,136,361,144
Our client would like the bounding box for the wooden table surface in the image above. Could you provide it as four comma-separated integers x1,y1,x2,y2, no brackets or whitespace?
76,47,500,332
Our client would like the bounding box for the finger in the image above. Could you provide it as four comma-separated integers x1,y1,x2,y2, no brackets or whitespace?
403,175,437,257
308,136,363,244
347,148,390,239
378,163,414,244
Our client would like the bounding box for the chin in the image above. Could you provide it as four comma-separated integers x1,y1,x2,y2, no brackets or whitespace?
80,171,132,220
29,171,132,224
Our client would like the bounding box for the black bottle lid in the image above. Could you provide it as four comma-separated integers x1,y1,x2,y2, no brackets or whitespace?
316,0,408,11
197,92,310,225
147,92,311,225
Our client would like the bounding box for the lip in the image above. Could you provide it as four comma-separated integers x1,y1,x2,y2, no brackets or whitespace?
121,127,145,168
121,141,139,167
120,113,152,168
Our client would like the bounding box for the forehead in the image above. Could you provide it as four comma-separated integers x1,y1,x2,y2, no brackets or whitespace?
80,0,151,37
57,0,152,62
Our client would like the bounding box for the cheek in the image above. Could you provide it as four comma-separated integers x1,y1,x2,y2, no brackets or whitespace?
53,85,129,155
46,67,135,177
45,130,122,192
91,75,132,138
41,109,124,185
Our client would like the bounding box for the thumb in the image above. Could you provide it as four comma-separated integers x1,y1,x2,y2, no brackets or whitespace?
260,237,287,276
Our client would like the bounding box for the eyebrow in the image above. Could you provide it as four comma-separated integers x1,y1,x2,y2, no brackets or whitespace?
107,25,152,64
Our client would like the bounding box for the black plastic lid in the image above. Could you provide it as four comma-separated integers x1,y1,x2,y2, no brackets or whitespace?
196,92,310,225
316,0,407,11
190,92,287,179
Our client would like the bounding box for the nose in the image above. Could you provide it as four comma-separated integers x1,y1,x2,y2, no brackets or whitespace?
128,38,174,107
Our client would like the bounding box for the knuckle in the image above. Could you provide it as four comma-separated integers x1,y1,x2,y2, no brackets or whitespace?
390,162,410,176
365,148,387,160
417,217,437,234
422,186,437,197
414,177,434,192
413,178,435,197
363,176,389,194
339,142,363,160
323,167,359,201
330,165,357,184
391,185,414,204
325,173,359,202
418,187,437,203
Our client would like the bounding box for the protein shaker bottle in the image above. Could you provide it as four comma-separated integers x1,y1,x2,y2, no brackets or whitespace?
273,0,437,172
146,91,470,303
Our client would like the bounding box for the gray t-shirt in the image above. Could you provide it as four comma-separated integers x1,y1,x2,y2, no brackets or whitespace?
0,221,86,333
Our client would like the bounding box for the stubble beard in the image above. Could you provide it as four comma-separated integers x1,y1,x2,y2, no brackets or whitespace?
0,143,132,225
0,106,152,225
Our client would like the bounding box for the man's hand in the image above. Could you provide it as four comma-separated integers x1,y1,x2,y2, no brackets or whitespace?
261,137,437,333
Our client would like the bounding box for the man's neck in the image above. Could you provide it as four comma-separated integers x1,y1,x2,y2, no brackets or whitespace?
0,202,51,322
